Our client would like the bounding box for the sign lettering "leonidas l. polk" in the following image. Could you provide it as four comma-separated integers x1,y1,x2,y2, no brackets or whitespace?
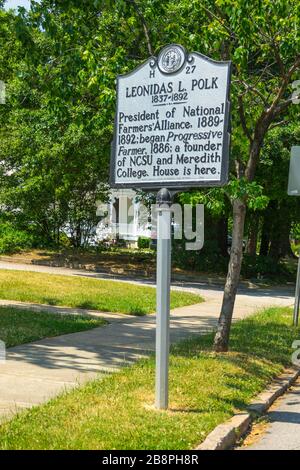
110,44,231,189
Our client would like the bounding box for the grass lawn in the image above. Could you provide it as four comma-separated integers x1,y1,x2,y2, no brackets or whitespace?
0,307,106,348
0,269,202,315
0,307,298,450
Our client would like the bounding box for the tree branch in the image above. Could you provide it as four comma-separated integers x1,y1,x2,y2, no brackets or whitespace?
273,92,300,115
269,119,288,130
273,40,285,76
128,0,153,56
200,4,233,36
240,80,269,106
245,55,300,182
238,94,253,142
266,55,300,117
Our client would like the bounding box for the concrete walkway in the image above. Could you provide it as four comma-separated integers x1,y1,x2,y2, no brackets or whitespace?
240,379,300,450
0,296,294,423
0,260,295,423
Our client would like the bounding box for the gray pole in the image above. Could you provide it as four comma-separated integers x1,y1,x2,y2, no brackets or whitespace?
155,188,172,409
293,253,300,326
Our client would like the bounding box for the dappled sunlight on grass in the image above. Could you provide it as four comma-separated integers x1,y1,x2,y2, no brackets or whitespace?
0,307,106,347
0,307,298,449
0,269,202,315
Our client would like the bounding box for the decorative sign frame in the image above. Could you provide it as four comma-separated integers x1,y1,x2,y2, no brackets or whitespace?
110,44,231,190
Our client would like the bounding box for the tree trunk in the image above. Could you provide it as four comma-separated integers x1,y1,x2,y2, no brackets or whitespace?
277,203,295,258
269,232,281,260
260,201,277,256
246,213,258,256
279,220,295,258
268,201,282,260
213,199,246,352
260,214,270,256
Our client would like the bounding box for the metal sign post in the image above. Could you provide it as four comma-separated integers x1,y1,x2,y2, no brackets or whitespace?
293,255,300,327
155,188,172,409
288,146,300,326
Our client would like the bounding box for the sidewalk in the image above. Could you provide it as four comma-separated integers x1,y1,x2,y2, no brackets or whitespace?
0,278,294,423
240,378,300,450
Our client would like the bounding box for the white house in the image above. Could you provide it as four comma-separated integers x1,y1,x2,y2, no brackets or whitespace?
96,189,151,246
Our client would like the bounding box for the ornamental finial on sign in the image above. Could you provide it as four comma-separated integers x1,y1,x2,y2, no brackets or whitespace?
157,44,186,74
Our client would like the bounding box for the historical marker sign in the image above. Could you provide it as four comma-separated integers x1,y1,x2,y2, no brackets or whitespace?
110,44,231,190
110,44,231,410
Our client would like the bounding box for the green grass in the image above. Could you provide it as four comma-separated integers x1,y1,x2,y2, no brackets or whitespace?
0,307,298,450
0,270,202,315
0,307,106,347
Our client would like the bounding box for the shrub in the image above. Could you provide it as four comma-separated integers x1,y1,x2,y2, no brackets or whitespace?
138,236,151,249
172,239,229,273
172,242,293,280
58,232,72,248
0,223,34,254
241,254,291,279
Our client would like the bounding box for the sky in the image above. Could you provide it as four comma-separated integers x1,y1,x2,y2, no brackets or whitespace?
4,0,32,10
